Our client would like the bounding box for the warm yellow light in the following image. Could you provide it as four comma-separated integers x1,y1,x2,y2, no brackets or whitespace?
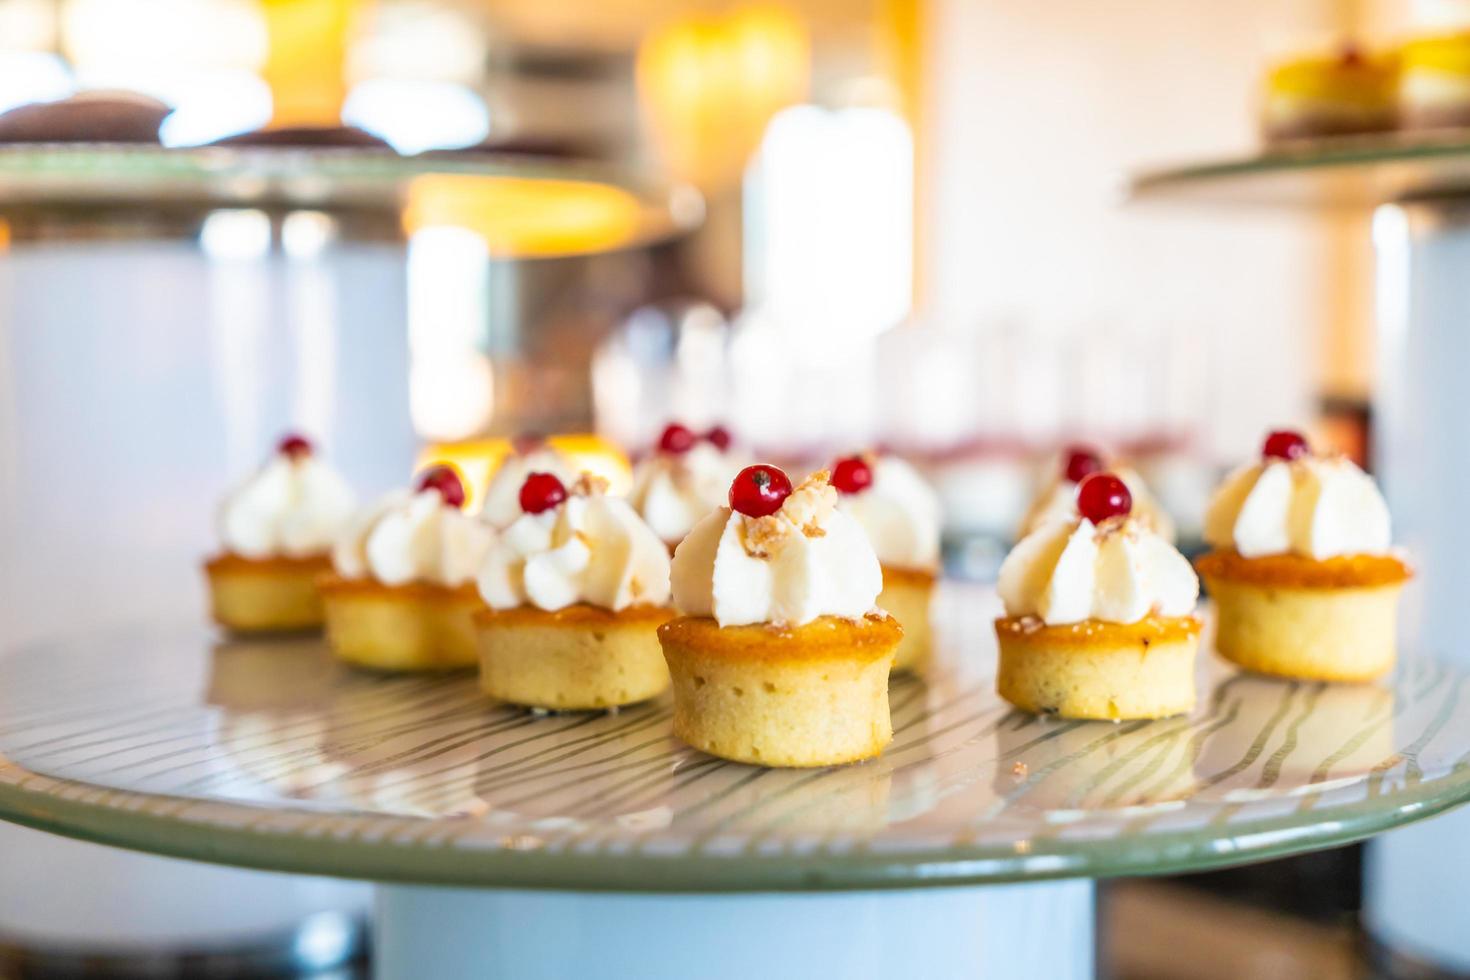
260,0,354,127
404,174,646,258
636,4,809,190
417,434,632,511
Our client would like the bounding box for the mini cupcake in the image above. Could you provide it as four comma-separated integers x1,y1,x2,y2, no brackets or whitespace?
659,466,901,768
996,472,1201,720
627,422,743,550
205,433,356,634
480,435,578,528
476,472,675,710
1018,444,1175,542
830,452,942,674
1197,430,1412,682
1262,43,1398,143
321,466,492,671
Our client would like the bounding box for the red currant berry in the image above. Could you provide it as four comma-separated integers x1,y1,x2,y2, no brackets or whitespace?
728,464,793,518
704,425,733,452
1062,445,1103,484
277,432,313,459
519,471,567,514
511,432,545,456
658,423,696,455
1076,472,1132,524
1262,429,1309,461
417,465,466,509
830,455,874,495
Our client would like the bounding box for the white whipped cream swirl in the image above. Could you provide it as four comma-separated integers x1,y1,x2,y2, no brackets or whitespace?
218,453,356,559
671,473,883,628
1204,455,1391,560
629,442,741,545
998,517,1198,626
481,446,578,528
333,490,493,587
835,455,941,571
478,491,671,612
1020,465,1176,542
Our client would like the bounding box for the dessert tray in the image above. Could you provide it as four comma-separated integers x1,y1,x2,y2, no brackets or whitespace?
1131,132,1470,207
0,144,701,251
0,585,1465,891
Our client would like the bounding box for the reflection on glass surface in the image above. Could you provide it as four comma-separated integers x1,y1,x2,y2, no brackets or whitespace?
0,599,1463,889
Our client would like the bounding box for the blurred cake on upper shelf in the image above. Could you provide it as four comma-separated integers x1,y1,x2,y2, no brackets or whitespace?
1400,30,1470,131
1261,43,1399,144
210,125,392,149
0,92,171,144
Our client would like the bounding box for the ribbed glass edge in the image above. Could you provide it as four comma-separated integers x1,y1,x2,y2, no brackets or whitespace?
1131,136,1470,199
0,144,704,250
0,766,1465,892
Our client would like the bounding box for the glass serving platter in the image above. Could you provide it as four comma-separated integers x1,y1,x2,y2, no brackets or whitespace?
0,143,702,252
1130,132,1470,208
0,586,1464,891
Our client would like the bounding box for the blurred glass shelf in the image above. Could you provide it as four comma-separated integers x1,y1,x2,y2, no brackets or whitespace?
0,143,703,254
0,585,1466,892
1131,133,1470,209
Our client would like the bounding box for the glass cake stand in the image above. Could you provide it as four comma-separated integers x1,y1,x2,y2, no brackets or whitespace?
0,586,1465,978
0,143,703,252
1129,132,1470,208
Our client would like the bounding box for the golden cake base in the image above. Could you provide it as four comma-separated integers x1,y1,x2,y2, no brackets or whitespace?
477,603,675,710
994,615,1202,720
319,575,481,672
880,565,936,675
1197,550,1412,683
204,554,331,634
657,613,901,768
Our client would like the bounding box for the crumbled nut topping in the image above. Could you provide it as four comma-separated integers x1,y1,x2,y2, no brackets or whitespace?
572,472,609,497
783,470,836,538
1089,514,1136,542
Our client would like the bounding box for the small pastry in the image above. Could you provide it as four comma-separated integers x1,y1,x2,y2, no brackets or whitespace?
1262,43,1398,143
1019,444,1175,541
659,466,901,767
830,452,942,674
476,472,675,710
321,466,493,671
628,422,743,551
995,472,1201,720
1399,31,1470,131
205,433,355,634
1197,430,1412,682
480,435,578,528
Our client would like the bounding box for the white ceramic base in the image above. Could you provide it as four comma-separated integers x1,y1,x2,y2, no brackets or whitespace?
374,880,1094,980
0,824,369,958
1369,200,1470,972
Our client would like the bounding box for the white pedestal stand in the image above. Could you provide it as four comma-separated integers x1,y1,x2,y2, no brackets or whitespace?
1367,199,1470,974
375,880,1094,980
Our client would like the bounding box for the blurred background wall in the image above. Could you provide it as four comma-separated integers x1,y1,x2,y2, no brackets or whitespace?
0,0,1436,585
